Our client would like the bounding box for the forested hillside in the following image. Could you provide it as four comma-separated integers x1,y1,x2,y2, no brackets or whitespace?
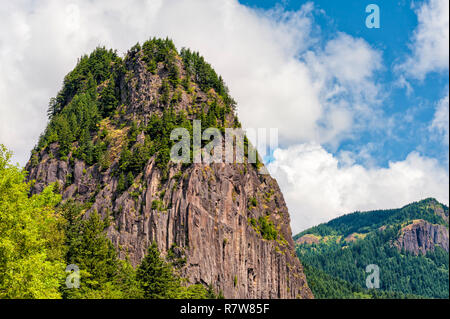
295,199,449,299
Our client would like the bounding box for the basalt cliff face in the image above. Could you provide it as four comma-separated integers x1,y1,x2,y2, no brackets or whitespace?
395,219,449,255
394,199,449,255
26,40,312,299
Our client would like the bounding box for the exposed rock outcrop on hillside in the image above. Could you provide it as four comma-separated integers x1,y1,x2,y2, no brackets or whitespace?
26,42,312,299
395,219,449,255
295,234,320,245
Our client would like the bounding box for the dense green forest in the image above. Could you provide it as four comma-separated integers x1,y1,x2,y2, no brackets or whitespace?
0,144,219,299
295,200,449,299
302,264,424,299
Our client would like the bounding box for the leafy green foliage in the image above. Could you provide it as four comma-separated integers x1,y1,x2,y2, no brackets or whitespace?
136,243,210,299
296,200,449,298
117,107,193,182
117,172,126,193
61,202,138,299
140,38,180,87
48,47,121,118
180,48,236,108
99,75,119,117
151,200,166,211
136,242,180,299
142,38,177,65
36,47,123,162
302,263,423,299
248,197,258,208
249,216,278,241
0,145,65,298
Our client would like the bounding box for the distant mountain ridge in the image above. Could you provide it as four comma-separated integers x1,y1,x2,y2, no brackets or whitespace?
294,198,449,298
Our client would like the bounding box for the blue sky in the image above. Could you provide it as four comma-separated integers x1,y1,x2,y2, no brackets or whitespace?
241,0,449,167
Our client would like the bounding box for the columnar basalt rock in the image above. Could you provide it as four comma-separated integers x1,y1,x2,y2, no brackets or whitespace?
26,41,312,299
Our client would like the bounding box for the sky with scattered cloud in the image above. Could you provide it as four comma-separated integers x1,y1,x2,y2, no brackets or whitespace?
0,0,448,233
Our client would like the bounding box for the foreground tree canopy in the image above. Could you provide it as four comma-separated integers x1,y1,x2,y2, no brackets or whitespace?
0,144,216,299
0,144,64,298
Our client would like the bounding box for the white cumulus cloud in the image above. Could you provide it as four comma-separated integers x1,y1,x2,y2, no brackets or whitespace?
398,0,449,80
268,143,449,233
431,92,449,145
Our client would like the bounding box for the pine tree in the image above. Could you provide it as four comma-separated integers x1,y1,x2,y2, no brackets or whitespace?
117,172,126,193
85,72,98,99
136,243,180,299
166,58,180,87
126,171,134,188
160,79,170,105
54,115,73,158
99,75,118,116
47,97,60,119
